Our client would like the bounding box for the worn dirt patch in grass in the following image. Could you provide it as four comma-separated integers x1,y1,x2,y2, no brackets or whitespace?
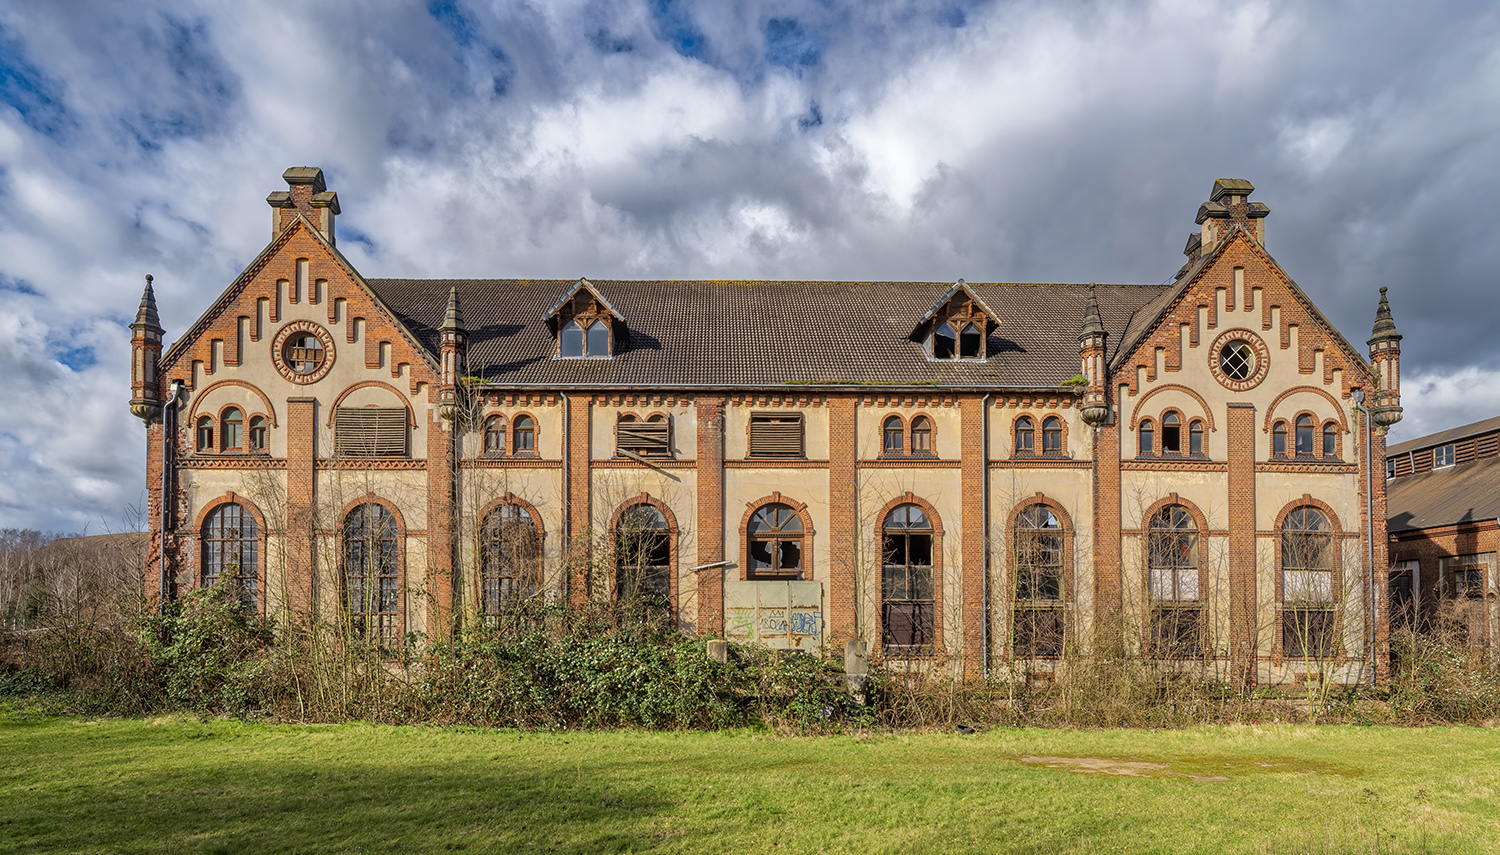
1018,753,1363,782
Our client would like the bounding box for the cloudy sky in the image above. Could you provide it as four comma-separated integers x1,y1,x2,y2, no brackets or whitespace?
1,0,1497,532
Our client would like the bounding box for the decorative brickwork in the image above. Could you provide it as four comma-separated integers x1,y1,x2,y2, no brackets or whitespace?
959,395,986,677
827,397,858,645
695,396,726,634
1225,402,1257,685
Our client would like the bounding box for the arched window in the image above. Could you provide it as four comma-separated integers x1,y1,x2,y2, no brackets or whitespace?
1138,419,1154,456
196,416,214,452
484,415,507,454
1272,421,1288,457
615,504,670,602
1161,412,1181,454
202,503,258,610
933,322,957,359
1014,417,1035,454
221,407,243,452
1042,417,1062,453
747,502,804,580
1188,420,1204,455
882,504,933,649
586,320,611,356
343,503,399,645
1148,504,1199,655
1322,423,1337,458
910,416,933,455
883,416,904,455
560,320,585,357
480,503,539,620
513,415,535,454
248,416,267,452
1295,414,1315,455
1013,504,1065,657
959,323,983,359
1281,506,1336,658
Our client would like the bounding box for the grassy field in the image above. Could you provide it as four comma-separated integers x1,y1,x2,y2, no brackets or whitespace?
2,707,1497,854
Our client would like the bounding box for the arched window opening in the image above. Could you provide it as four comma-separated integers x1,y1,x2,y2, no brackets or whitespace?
560,320,585,357
1322,423,1337,458
1161,412,1181,454
343,503,399,646
747,502,804,580
959,323,983,359
1014,417,1035,455
1282,506,1336,658
933,322,957,359
1013,504,1065,657
881,504,934,649
1188,420,1204,455
480,503,540,622
1272,421,1288,457
1295,414,1315,455
248,416,268,452
196,416,214,453
910,416,933,455
883,416,904,455
202,503,258,611
587,320,611,356
484,415,507,454
513,416,536,454
1138,419,1154,456
616,504,670,603
1148,504,1200,655
1042,417,1063,453
221,408,243,452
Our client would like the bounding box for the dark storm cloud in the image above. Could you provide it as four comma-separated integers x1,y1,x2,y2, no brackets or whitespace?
0,0,1495,529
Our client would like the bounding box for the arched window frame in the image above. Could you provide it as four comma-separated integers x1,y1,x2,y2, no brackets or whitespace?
875,493,944,657
219,405,244,453
739,493,815,582
195,495,266,615
1294,412,1316,457
1188,419,1206,456
484,414,508,456
1159,410,1183,455
909,415,934,457
1271,420,1288,458
1007,495,1073,658
1141,496,1208,657
1321,421,1340,459
1137,418,1155,457
476,494,545,622
247,414,268,452
1041,416,1065,455
195,415,215,453
511,413,538,456
1013,416,1035,457
609,494,678,609
1275,498,1345,661
339,497,406,647
882,415,905,457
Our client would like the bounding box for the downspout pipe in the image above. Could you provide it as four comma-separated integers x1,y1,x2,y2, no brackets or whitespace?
1353,389,1377,688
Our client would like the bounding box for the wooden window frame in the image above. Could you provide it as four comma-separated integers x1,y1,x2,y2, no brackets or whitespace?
616,413,673,459
878,497,943,656
198,498,263,614
477,496,544,622
339,499,405,647
739,493,815,582
1009,497,1072,658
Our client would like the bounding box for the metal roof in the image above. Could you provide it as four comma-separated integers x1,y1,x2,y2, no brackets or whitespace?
1387,455,1500,533
1386,414,1500,458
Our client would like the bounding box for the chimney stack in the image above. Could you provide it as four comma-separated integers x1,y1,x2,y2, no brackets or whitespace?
267,167,339,244
1195,178,1268,254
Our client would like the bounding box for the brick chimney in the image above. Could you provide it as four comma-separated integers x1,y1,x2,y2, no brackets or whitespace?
267,167,339,244
1195,178,1268,254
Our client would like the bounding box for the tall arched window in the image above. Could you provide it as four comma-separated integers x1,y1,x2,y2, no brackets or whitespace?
615,504,670,602
1188,420,1204,455
248,416,268,451
747,502,804,580
1138,419,1154,456
202,503,258,610
1042,417,1062,453
910,416,933,455
586,320,611,356
1282,506,1336,658
343,503,399,645
883,416,904,455
1322,423,1337,458
1014,417,1035,455
560,320,585,357
221,407,243,452
881,504,933,649
196,416,214,452
480,503,540,621
1148,504,1200,655
1272,421,1288,457
1161,412,1181,453
958,323,983,358
933,322,957,359
1295,414,1315,455
484,415,507,454
513,415,535,454
1013,503,1065,657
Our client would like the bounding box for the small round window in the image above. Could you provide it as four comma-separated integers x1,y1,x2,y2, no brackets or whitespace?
283,333,326,374
1218,340,1254,381
271,321,336,384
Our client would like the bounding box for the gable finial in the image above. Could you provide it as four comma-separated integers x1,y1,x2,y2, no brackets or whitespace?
1368,286,1400,345
1079,282,1105,341
133,274,162,333
441,284,466,334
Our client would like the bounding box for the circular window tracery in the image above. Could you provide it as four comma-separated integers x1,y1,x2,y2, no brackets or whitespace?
271,321,336,385
1208,329,1269,391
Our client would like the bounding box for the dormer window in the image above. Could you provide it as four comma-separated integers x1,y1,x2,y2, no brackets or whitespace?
959,323,982,358
912,280,999,362
546,278,623,360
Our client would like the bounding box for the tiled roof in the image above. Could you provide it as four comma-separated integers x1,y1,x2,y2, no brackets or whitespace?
363,279,1166,389
1388,455,1500,533
1386,414,1500,458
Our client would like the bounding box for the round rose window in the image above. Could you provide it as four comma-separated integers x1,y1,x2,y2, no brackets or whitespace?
1208,329,1269,392
271,321,336,384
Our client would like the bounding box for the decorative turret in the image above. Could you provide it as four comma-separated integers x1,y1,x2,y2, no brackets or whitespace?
1195,178,1270,254
129,274,165,423
1367,287,1403,432
437,285,468,421
1078,283,1110,427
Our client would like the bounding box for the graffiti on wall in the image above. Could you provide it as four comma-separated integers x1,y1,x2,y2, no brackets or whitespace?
724,579,823,652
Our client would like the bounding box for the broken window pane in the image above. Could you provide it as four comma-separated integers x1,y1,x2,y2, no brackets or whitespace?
934,322,956,359
1161,412,1180,453
959,323,983,358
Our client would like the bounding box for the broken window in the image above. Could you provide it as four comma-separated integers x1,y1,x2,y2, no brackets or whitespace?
335,408,408,458
484,415,507,454
883,416,904,455
202,502,258,611
1295,414,1314,455
1282,506,1336,658
1014,417,1035,455
882,503,934,650
221,407,243,452
196,416,214,452
1138,419,1153,456
933,322,957,359
1014,503,1065,657
911,416,933,454
1161,412,1181,453
248,416,267,451
1218,339,1254,381
616,504,670,602
1283,608,1336,659
617,414,672,458
747,502,804,580
749,412,803,458
513,415,536,454
1189,420,1204,455
959,323,983,358
342,502,399,646
1148,504,1201,656
480,503,539,621
282,332,325,375
1042,416,1062,453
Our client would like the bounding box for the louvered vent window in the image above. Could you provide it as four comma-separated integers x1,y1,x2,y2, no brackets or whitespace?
335,408,408,458
748,412,804,458
617,415,672,458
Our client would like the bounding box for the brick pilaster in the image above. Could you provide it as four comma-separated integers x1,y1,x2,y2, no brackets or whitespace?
144,421,165,600
285,397,317,618
426,412,454,637
1093,395,1123,649
827,396,859,645
960,395,987,677
1226,402,1257,686
565,394,592,606
695,396,726,635
1368,420,1391,679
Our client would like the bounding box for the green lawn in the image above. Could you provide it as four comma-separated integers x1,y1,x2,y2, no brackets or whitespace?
1,708,1496,854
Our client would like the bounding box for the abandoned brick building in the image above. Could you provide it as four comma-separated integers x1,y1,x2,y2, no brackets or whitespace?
130,169,1405,684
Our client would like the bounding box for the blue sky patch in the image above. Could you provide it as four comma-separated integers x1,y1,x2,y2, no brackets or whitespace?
0,23,71,137
53,344,95,372
765,18,821,71
651,0,706,60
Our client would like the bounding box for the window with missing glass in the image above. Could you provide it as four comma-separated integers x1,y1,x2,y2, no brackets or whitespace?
201,503,258,611
747,502,804,579
1013,503,1065,657
343,502,399,646
1148,504,1200,655
881,504,934,650
480,503,540,620
615,504,671,603
1281,506,1336,658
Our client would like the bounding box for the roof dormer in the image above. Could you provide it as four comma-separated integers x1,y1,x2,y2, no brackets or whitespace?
911,279,1001,361
545,278,624,359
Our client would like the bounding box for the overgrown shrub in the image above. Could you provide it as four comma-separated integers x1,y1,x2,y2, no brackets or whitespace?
135,581,274,714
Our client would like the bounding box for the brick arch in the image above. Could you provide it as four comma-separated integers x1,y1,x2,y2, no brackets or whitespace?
907,412,937,456
609,492,680,535
1004,493,1075,658
1011,413,1037,456
1128,383,1216,432
188,379,278,427
608,492,680,610
872,492,946,659
1272,494,1350,661
1039,413,1070,456
474,492,548,615
1273,494,1344,534
326,380,417,427
216,403,247,452
477,493,547,544
191,492,269,615
1261,385,1349,434
1137,494,1211,654
336,493,410,641
878,412,908,457
739,492,816,582
509,410,541,455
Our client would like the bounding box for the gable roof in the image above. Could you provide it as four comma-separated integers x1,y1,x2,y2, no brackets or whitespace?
365,279,1165,389
1387,414,1500,458
909,279,1003,339
543,277,624,325
1388,455,1500,533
